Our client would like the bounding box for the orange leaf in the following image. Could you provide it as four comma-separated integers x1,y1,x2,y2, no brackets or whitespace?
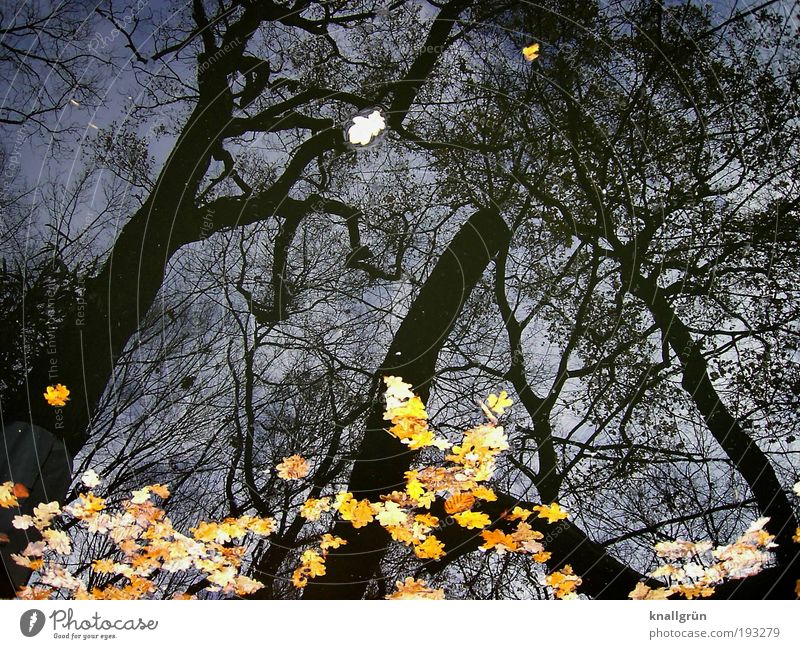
444,493,475,514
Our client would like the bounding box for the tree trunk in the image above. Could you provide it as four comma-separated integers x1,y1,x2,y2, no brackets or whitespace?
303,208,510,598
627,270,799,564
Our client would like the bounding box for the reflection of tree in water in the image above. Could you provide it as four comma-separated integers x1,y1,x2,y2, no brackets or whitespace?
0,0,798,599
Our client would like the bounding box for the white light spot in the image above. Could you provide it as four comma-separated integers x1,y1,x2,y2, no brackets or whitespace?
347,109,386,146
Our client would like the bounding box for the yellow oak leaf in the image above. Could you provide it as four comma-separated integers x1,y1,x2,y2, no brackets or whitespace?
388,417,423,441
522,43,540,61
302,550,327,577
508,506,532,521
512,521,544,552
334,492,354,510
68,493,107,518
471,486,497,502
632,582,656,600
387,525,415,545
28,502,61,530
532,551,551,563
44,384,70,407
414,535,445,560
191,521,220,543
674,584,715,600
404,426,450,450
415,514,439,527
406,478,425,501
207,565,237,587
404,477,435,508
453,510,491,529
292,569,309,588
375,501,408,527
349,499,375,528
320,534,347,551
0,482,31,508
533,502,568,524
218,519,248,541
486,390,513,415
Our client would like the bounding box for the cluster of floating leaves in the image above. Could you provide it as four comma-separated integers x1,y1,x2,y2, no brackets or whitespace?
282,376,574,599
280,383,800,601
7,377,799,600
544,565,582,600
2,378,575,600
291,534,347,588
1,474,274,599
629,514,799,600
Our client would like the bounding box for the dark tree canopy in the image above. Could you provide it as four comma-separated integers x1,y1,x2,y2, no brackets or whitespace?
1,0,798,600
